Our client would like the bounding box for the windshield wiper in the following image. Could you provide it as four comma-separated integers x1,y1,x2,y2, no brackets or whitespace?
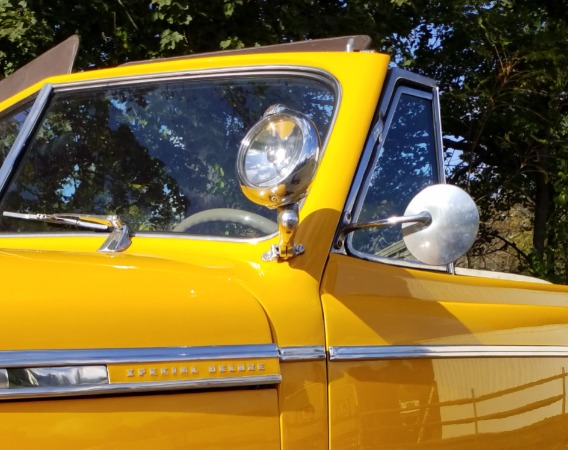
4,211,115,231
2,211,132,253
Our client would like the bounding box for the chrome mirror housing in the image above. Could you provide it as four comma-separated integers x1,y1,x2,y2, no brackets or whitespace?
402,184,479,265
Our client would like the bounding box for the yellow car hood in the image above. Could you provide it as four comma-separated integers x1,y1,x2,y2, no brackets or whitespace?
0,248,273,351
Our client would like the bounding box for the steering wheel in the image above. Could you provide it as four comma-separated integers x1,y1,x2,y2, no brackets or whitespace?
173,208,278,234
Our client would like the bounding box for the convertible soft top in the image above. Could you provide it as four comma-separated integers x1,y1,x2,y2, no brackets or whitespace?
0,35,373,105
0,35,79,104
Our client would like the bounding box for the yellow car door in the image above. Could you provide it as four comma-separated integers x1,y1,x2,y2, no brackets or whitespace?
322,68,568,449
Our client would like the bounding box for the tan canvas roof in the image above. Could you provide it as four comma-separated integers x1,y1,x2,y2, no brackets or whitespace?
0,35,79,105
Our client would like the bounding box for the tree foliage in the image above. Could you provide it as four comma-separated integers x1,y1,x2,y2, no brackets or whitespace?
396,0,568,282
1,0,567,282
0,0,429,73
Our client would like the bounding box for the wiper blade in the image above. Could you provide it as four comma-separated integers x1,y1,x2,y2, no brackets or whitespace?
2,211,132,253
3,211,116,231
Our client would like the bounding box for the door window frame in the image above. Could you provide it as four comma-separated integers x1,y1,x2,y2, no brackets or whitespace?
333,67,449,272
0,97,36,168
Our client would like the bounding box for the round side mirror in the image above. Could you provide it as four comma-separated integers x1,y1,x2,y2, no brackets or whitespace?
402,184,479,266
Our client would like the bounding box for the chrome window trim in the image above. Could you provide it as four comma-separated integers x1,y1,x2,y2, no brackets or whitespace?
350,254,446,272
337,68,440,217
347,86,437,212
0,96,37,127
333,68,449,273
135,231,278,242
0,66,341,243
278,346,326,362
329,345,568,361
53,66,338,92
0,84,53,194
0,230,277,243
0,97,36,171
0,344,278,368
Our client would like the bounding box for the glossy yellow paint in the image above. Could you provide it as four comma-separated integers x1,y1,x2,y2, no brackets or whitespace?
7,40,566,450
322,254,568,347
0,390,280,449
0,50,390,351
322,253,568,449
279,361,329,449
0,49,390,449
0,247,275,350
329,358,568,449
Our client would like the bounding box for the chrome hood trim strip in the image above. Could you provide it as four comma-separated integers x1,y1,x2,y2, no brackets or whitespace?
0,344,281,401
0,344,278,368
329,345,568,361
278,346,326,361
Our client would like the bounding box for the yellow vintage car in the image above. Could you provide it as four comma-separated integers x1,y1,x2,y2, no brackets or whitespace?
0,35,568,449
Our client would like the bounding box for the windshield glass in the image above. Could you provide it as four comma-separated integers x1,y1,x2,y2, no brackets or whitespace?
0,75,335,237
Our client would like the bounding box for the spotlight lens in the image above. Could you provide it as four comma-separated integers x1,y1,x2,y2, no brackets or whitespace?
237,107,320,208
242,116,303,188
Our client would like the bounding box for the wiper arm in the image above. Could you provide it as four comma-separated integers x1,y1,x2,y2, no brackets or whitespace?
3,211,116,231
2,211,132,253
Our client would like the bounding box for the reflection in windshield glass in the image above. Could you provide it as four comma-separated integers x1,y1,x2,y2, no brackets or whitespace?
0,76,335,237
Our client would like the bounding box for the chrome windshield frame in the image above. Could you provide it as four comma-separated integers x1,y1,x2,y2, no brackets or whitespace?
0,84,53,195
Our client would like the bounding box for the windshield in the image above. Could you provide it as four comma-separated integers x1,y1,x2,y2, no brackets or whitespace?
0,75,335,238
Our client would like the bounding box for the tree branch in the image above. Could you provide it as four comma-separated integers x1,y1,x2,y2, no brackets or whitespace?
116,0,138,31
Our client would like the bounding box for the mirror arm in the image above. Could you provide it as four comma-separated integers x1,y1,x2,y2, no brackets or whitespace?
335,211,432,249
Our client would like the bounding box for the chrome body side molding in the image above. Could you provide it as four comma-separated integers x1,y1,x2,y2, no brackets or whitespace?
0,344,278,367
329,345,568,361
278,346,326,362
13,344,564,400
0,344,281,401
